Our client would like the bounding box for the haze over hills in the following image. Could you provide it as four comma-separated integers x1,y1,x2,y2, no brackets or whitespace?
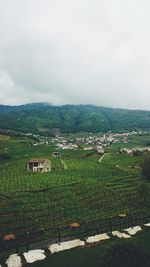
0,103,150,135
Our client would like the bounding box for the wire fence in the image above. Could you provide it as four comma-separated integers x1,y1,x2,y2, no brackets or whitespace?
1,209,150,257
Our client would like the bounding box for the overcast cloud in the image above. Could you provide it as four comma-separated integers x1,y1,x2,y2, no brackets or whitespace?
0,0,150,109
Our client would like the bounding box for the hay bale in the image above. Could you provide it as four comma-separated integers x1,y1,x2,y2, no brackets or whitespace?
69,223,80,228
4,234,15,241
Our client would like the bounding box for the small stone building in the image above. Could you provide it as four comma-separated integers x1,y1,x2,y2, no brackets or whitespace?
27,159,51,172
52,152,61,157
96,146,105,154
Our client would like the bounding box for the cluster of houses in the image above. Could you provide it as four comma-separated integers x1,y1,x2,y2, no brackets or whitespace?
51,131,145,152
119,147,150,156
45,131,147,155
78,134,114,146
56,143,78,150
27,130,146,149
52,134,114,152
32,141,48,146
26,131,147,172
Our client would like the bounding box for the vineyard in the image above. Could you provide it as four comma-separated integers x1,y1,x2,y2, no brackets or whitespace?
0,134,150,255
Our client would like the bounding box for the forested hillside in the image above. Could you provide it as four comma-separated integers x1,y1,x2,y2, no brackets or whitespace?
0,103,150,135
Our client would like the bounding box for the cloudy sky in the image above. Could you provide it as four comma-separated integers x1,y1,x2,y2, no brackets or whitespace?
0,0,150,109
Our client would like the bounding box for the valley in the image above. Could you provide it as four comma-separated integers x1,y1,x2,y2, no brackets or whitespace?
0,129,150,261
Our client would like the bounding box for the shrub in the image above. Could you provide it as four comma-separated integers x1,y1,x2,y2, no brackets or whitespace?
141,154,150,181
0,152,11,160
104,243,150,267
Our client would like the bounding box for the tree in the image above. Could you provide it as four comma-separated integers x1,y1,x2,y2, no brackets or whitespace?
138,183,150,207
141,154,150,181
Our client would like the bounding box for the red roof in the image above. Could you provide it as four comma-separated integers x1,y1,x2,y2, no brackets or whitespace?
28,159,48,163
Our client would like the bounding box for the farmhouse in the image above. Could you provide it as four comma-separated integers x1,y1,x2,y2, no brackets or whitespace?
95,145,105,154
27,159,51,172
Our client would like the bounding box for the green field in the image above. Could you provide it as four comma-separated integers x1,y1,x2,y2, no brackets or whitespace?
0,133,150,258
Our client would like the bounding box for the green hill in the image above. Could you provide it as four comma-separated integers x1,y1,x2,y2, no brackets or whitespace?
0,103,150,135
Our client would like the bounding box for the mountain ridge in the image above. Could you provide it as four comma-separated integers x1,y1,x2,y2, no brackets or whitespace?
0,103,150,135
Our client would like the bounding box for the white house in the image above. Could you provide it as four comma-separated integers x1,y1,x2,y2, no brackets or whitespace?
27,159,51,172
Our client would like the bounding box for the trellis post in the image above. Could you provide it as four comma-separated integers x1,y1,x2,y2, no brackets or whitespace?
85,221,89,236
58,226,61,244
26,231,30,251
109,217,112,232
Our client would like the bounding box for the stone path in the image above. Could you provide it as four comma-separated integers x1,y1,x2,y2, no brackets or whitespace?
2,224,150,267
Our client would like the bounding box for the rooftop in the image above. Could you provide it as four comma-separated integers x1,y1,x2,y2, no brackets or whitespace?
28,159,48,163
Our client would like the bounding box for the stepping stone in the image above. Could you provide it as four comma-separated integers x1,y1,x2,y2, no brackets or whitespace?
48,239,85,253
112,231,131,238
6,254,22,267
86,233,110,244
144,223,150,227
23,249,46,263
124,226,142,235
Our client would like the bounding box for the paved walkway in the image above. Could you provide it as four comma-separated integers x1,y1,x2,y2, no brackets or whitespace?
98,153,109,163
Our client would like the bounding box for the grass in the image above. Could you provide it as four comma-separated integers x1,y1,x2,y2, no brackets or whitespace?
0,134,10,141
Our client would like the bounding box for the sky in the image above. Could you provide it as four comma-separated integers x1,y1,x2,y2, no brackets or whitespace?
0,0,150,110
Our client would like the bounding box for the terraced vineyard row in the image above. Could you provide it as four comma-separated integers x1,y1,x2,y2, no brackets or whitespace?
0,169,147,236
0,136,149,251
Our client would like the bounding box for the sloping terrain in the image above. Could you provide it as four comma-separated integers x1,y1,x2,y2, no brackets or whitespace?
0,103,150,134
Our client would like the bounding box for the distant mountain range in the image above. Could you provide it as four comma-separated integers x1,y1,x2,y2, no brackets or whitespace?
0,103,150,135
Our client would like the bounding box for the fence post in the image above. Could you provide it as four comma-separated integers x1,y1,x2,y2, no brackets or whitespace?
119,217,122,231
109,217,112,232
58,226,61,244
26,232,30,251
129,213,133,227
15,245,19,254
85,221,88,236
140,212,143,225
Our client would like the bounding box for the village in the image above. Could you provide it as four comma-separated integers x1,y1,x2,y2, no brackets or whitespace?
31,130,145,151
27,130,149,172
